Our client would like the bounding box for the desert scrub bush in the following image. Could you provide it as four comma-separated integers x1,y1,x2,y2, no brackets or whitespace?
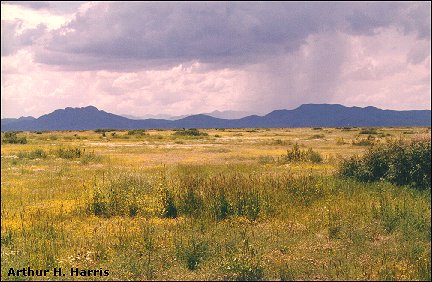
281,143,322,163
17,149,47,159
173,128,208,137
94,128,117,133
339,138,431,189
2,132,27,144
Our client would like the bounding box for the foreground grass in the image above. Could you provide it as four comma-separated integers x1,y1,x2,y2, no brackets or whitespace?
1,128,430,280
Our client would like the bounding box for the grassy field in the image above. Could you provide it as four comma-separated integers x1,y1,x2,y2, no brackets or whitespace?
1,127,431,281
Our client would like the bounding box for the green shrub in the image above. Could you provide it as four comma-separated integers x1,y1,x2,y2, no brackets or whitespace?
282,143,323,163
2,132,27,144
339,138,431,189
173,128,208,137
307,148,323,163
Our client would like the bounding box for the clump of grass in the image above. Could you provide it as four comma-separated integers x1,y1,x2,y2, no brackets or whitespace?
80,151,103,164
224,232,264,281
159,187,178,218
175,236,208,271
2,132,27,144
55,147,83,159
258,155,275,165
339,138,431,189
173,128,208,137
49,134,58,140
352,135,375,146
271,139,290,145
17,149,47,159
336,137,347,145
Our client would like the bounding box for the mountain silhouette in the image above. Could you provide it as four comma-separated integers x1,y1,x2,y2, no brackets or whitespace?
1,104,430,131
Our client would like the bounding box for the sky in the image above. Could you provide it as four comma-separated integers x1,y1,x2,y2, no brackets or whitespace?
1,1,431,118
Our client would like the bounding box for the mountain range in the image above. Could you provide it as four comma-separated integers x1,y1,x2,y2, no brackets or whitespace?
121,110,254,120
1,104,431,131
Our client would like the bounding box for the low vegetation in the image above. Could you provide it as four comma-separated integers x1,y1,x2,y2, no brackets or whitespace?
1,127,430,281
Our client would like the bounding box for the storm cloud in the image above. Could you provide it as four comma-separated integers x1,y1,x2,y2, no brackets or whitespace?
30,2,429,70
1,2,430,118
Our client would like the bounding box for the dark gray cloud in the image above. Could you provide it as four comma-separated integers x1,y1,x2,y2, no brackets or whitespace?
1,20,47,56
3,1,51,10
30,2,429,70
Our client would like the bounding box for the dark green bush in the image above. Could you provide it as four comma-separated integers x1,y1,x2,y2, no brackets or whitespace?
282,143,323,163
173,128,208,137
339,138,431,189
94,128,117,133
2,132,27,144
